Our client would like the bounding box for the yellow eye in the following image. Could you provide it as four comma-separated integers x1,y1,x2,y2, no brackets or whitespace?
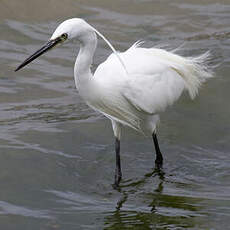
61,33,68,40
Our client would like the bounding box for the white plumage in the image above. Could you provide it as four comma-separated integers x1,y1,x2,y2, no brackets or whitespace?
86,40,212,135
15,18,213,186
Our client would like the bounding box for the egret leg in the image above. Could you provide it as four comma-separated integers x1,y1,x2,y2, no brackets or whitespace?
114,138,122,187
152,132,163,169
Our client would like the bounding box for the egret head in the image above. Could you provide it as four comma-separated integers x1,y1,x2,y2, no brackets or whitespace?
51,18,94,41
15,18,127,73
15,18,94,72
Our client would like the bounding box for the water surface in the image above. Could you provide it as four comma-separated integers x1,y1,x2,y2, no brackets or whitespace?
0,0,230,229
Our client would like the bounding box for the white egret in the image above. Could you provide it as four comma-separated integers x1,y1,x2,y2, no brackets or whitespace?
15,18,213,187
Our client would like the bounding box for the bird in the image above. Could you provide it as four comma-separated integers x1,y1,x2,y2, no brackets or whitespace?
15,18,213,187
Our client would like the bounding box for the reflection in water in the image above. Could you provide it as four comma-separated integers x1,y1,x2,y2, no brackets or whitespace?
104,170,205,229
104,171,202,230
104,171,164,229
0,0,230,229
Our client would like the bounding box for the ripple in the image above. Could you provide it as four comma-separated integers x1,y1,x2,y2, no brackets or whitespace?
0,201,52,219
0,1,230,230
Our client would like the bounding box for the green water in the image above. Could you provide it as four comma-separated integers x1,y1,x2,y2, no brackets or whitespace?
0,0,230,229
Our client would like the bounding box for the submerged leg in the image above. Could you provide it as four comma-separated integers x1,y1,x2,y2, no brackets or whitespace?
152,132,163,169
114,138,122,187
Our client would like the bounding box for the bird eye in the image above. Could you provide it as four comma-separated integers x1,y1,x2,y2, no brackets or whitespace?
61,33,68,40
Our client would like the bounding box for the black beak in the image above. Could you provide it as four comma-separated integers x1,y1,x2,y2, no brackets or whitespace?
15,37,62,72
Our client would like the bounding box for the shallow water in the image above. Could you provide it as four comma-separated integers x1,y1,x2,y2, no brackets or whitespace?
0,0,230,229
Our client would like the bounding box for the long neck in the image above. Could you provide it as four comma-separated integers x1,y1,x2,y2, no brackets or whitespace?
74,32,97,91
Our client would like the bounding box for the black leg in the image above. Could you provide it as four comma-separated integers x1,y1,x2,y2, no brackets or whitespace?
114,138,122,187
152,132,163,169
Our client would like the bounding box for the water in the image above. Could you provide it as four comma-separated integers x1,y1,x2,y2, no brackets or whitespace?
0,0,230,229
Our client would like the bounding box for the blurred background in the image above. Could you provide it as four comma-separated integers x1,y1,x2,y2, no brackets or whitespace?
0,0,230,229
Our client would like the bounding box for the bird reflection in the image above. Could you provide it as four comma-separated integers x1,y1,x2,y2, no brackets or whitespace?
104,168,201,230
149,180,164,213
115,169,165,211
104,170,165,229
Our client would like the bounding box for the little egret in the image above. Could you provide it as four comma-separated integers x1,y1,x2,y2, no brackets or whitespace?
15,18,213,187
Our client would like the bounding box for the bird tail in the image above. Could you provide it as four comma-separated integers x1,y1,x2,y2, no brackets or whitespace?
172,51,214,99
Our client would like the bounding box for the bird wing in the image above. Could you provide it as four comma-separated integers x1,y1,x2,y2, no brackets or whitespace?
122,69,185,114
95,46,186,115
94,44,211,115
